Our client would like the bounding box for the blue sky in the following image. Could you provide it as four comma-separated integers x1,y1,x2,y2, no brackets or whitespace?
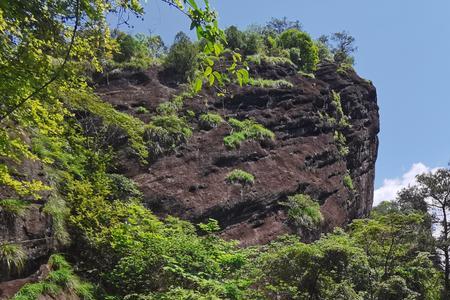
117,0,450,194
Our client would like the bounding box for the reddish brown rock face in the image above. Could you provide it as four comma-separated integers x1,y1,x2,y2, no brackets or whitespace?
0,61,379,288
108,62,379,245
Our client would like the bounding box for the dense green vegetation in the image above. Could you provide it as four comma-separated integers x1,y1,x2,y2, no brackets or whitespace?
224,118,275,149
13,255,94,300
0,1,447,299
226,169,255,186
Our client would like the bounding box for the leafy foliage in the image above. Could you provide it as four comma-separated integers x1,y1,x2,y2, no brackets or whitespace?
106,174,143,202
0,243,26,273
110,30,166,70
226,169,255,186
343,174,355,191
280,194,323,229
0,2,446,299
318,31,357,65
249,78,293,89
13,254,94,300
199,112,223,130
0,199,29,216
163,32,199,83
266,17,302,34
224,118,275,149
334,130,349,157
278,29,319,72
331,90,350,128
247,54,295,68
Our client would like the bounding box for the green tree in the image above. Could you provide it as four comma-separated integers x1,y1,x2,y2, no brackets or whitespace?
318,31,357,65
225,25,245,51
416,168,450,295
278,29,319,72
266,17,302,34
163,32,199,82
351,205,443,299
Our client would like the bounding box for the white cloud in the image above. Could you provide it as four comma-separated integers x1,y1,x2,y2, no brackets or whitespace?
373,163,439,206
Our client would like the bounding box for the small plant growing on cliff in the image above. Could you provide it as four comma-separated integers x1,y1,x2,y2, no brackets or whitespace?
226,169,255,185
249,78,293,89
0,199,29,216
247,54,295,68
13,254,94,300
145,114,193,157
43,195,70,246
224,118,275,149
280,194,323,229
198,218,221,233
334,130,349,157
0,243,26,273
331,90,350,128
106,173,143,202
135,106,149,114
343,173,355,191
199,113,223,130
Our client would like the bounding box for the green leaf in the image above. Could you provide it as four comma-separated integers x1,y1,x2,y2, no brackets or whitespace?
206,57,214,66
204,66,212,77
212,71,222,84
194,78,203,93
209,74,215,86
213,43,222,56
237,69,249,85
186,0,199,9
236,72,243,86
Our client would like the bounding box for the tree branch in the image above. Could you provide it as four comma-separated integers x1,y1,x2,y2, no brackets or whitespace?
0,0,81,124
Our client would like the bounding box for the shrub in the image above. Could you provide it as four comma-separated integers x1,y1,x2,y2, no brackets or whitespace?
0,243,26,273
278,29,319,72
0,199,29,216
343,174,354,191
163,32,199,83
106,173,143,201
280,194,323,229
199,113,223,130
247,54,295,68
13,254,94,300
334,131,349,157
145,115,192,157
224,118,275,149
331,90,349,128
43,195,70,246
226,169,255,185
135,106,149,114
249,78,293,89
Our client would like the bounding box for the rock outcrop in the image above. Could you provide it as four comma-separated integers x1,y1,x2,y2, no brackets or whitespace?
0,60,379,291
0,158,53,282
102,62,379,245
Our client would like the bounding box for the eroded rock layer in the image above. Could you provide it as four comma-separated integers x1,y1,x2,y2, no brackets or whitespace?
106,62,379,245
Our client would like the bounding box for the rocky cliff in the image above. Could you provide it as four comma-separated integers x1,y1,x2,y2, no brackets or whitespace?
99,61,379,245
0,60,379,293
